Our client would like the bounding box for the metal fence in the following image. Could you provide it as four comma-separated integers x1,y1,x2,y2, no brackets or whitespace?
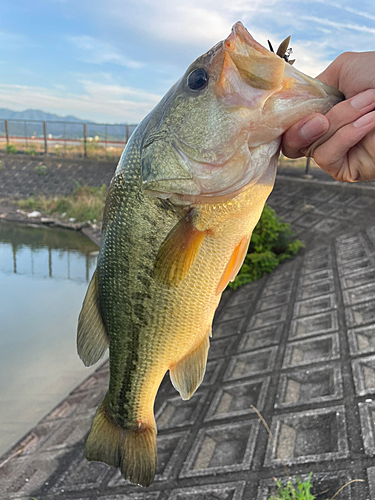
0,119,138,160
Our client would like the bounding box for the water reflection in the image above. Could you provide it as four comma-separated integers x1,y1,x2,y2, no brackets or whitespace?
0,222,102,458
0,223,98,282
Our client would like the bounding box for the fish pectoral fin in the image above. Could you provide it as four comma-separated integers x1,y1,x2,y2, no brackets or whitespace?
216,235,251,295
85,395,157,487
170,333,210,400
155,210,210,286
77,269,109,367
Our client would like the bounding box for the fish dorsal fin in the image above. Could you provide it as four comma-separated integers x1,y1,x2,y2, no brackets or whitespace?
155,211,209,287
169,334,210,400
216,235,251,295
77,269,109,367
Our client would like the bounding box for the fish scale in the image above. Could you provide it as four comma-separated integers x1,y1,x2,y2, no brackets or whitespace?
77,21,342,487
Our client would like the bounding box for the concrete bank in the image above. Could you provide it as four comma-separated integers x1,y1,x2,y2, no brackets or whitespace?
2,172,375,499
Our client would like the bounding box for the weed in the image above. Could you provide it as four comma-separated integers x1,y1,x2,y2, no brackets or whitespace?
0,160,4,170
5,143,17,154
25,148,37,156
17,184,108,222
34,164,48,176
228,204,304,289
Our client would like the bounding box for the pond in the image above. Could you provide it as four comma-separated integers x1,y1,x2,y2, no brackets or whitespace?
0,222,102,457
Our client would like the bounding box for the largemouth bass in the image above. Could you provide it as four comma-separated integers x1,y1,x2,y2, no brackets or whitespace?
77,22,342,487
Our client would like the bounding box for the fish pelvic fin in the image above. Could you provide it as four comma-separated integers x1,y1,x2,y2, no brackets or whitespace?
170,333,210,400
77,269,109,367
216,235,251,295
155,210,210,287
85,396,157,487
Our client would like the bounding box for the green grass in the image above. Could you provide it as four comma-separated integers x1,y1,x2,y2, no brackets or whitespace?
17,184,108,223
269,474,320,500
228,204,304,289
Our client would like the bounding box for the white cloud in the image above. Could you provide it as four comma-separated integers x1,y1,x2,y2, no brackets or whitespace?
68,35,143,68
0,82,162,123
301,16,375,34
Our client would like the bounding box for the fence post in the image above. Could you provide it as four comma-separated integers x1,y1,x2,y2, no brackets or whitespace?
305,157,311,176
43,121,47,154
126,124,129,143
83,123,87,158
5,120,9,148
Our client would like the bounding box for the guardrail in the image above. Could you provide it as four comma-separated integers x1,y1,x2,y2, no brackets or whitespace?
0,119,138,160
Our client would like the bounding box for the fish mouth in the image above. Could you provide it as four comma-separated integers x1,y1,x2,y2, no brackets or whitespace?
217,21,343,108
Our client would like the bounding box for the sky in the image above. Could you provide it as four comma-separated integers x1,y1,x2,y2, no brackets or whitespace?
1,0,374,124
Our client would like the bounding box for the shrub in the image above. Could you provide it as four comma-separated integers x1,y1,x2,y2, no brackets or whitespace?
228,204,304,289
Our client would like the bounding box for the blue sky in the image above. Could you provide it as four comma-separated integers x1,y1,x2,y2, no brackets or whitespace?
1,0,374,123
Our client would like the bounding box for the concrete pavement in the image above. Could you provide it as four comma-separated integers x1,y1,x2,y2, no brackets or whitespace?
2,175,375,499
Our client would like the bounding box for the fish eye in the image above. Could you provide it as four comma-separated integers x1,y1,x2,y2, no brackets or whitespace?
187,68,208,91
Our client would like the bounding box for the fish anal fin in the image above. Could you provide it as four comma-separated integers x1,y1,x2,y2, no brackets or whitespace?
216,235,251,295
155,211,210,287
170,334,210,400
77,269,109,367
85,395,157,487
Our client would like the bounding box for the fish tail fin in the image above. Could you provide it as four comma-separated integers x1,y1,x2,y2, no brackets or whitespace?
85,395,157,487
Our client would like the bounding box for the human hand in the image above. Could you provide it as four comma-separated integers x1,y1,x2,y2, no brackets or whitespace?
282,52,375,182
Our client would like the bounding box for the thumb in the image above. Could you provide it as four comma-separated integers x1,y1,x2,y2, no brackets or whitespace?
282,114,329,158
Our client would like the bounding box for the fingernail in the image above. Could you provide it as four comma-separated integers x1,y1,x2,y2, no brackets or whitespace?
353,112,375,128
351,89,375,110
300,116,327,140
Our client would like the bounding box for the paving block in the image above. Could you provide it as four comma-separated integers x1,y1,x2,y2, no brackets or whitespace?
97,494,160,500
283,334,340,369
201,359,224,386
180,420,259,477
367,466,375,500
299,269,333,286
264,406,349,466
345,301,375,328
257,471,352,500
239,323,284,352
294,212,322,228
256,290,291,312
0,449,66,499
262,278,294,297
209,336,235,360
300,255,332,275
168,481,246,500
205,377,270,421
40,413,94,451
225,347,278,381
289,311,338,340
336,247,368,264
219,302,250,322
155,392,208,430
352,356,375,396
367,226,375,246
266,269,296,286
359,401,375,455
343,283,375,306
340,268,375,289
339,257,375,276
212,317,244,339
293,293,336,318
246,307,287,329
275,365,343,408
50,449,109,493
227,283,259,307
348,325,375,356
296,279,335,300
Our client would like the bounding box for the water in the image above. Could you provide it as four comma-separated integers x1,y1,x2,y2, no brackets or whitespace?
0,222,102,457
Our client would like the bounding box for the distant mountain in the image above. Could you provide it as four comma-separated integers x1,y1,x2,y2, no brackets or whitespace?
0,109,90,123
